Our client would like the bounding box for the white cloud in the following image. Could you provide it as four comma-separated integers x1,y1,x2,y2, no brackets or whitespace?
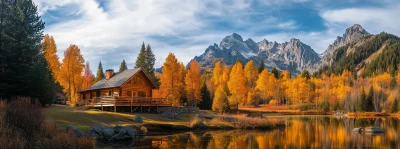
321,4,400,36
36,0,400,71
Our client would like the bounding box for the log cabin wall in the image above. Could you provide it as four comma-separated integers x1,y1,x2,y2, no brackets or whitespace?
120,71,153,98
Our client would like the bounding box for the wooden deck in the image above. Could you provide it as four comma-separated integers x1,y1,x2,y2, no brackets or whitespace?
82,96,172,112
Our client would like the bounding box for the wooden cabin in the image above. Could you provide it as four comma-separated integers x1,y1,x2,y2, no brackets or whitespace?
79,68,170,112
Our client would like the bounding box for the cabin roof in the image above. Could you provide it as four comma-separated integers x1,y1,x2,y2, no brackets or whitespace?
84,68,155,91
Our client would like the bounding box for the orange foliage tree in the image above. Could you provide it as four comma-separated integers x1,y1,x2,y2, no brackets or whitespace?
228,61,247,108
42,34,61,82
159,53,184,106
59,45,85,105
185,60,202,107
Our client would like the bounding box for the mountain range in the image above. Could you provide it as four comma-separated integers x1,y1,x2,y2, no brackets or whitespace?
192,24,385,75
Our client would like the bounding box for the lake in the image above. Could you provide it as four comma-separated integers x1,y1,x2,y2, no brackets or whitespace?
98,115,400,149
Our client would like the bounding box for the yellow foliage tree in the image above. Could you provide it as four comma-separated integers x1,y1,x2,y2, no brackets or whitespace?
256,69,270,100
159,53,184,106
212,85,229,113
228,61,247,107
244,60,258,88
211,61,224,88
42,34,61,82
185,60,202,107
286,76,309,104
59,45,85,105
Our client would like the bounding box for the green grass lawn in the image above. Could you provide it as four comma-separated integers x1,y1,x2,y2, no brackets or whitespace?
43,105,197,131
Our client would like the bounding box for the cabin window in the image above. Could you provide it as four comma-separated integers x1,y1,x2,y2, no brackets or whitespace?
138,91,146,97
126,91,132,97
108,90,112,96
96,90,100,97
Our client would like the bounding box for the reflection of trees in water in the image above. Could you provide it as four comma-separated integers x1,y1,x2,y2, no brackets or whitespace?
147,117,400,149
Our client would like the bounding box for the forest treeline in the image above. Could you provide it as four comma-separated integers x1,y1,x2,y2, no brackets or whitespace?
313,32,400,78
152,52,400,113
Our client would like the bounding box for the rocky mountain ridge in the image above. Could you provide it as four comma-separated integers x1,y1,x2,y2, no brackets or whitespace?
192,24,378,75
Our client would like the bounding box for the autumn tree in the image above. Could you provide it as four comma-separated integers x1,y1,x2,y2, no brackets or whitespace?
159,53,184,106
119,59,128,72
185,60,202,107
244,60,258,88
212,85,230,113
286,76,309,104
228,61,247,108
280,70,291,105
42,34,61,81
256,69,272,102
82,62,95,90
59,45,85,105
94,61,104,82
211,61,224,89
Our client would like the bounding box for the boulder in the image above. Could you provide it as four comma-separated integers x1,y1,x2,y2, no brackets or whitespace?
66,126,85,138
88,125,106,139
125,126,136,138
102,127,116,140
161,112,178,119
133,115,143,123
352,127,364,133
88,125,136,141
365,126,384,133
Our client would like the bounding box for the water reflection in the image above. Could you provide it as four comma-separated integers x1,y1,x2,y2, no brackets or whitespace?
102,116,400,149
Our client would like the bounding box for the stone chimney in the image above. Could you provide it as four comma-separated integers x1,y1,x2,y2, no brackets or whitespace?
105,69,114,80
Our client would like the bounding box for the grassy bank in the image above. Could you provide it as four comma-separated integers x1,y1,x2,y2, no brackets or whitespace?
43,105,196,132
43,105,281,133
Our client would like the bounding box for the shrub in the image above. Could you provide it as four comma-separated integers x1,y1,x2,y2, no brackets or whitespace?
297,104,314,111
5,97,44,137
189,117,206,129
0,98,96,149
268,100,278,105
77,137,96,149
140,126,148,133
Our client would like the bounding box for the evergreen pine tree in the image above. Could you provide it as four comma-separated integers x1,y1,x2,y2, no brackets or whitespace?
258,60,265,73
0,0,53,102
366,86,374,112
32,54,56,106
95,61,105,82
119,59,128,72
301,69,311,80
144,44,155,75
358,87,367,112
390,98,399,113
199,84,212,110
271,67,279,79
144,44,158,85
135,42,146,69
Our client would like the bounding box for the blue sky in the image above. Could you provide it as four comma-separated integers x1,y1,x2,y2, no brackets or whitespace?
33,0,400,71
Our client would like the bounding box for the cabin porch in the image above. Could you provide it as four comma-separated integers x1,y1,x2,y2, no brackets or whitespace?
82,96,172,113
